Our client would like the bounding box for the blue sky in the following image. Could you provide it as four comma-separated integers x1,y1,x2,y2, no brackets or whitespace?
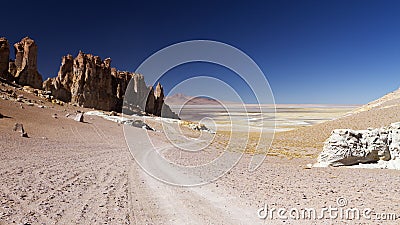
2,0,400,104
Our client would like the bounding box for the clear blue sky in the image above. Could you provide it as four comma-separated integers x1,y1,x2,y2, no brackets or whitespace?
2,0,400,104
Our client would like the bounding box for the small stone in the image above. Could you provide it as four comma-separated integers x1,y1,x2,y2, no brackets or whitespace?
122,120,154,130
74,113,84,122
13,123,25,133
304,164,313,169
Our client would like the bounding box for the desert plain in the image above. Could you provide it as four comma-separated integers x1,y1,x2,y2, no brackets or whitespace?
1,81,400,225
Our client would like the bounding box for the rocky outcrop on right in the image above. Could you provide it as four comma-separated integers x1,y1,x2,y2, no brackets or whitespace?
316,122,400,169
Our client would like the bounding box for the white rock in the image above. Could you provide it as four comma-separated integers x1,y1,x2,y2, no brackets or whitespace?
317,124,400,168
74,113,84,122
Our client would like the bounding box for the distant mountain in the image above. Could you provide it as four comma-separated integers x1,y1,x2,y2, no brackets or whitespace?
165,93,224,105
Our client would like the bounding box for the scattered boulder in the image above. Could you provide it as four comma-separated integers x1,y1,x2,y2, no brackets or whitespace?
0,112,3,118
188,123,209,131
317,122,400,167
13,123,28,137
74,113,84,122
179,120,215,133
13,123,24,133
122,120,154,130
108,111,117,116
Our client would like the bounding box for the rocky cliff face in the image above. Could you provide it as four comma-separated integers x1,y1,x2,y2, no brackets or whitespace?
44,52,118,110
0,37,10,80
113,68,149,112
0,36,177,118
44,52,179,118
9,37,43,89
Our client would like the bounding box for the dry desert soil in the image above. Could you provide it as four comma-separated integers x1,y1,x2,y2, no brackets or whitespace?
1,82,400,224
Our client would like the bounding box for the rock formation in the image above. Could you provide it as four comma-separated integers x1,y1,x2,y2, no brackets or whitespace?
113,68,149,113
0,37,10,80
9,37,43,89
44,52,179,119
317,122,400,167
0,36,177,119
154,83,164,115
43,52,118,110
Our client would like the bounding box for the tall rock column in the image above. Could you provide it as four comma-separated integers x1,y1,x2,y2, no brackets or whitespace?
0,37,12,81
12,37,43,89
154,82,164,116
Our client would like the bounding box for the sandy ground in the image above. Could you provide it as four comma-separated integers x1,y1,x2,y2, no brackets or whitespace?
1,83,400,224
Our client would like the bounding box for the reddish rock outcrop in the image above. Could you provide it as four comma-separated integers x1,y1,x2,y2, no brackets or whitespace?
112,68,148,112
0,38,9,76
44,52,179,119
0,37,13,81
10,37,43,89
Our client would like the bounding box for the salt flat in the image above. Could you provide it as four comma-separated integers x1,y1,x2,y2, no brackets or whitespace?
171,104,357,132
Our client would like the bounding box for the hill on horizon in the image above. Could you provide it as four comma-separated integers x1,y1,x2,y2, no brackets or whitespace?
165,93,228,105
